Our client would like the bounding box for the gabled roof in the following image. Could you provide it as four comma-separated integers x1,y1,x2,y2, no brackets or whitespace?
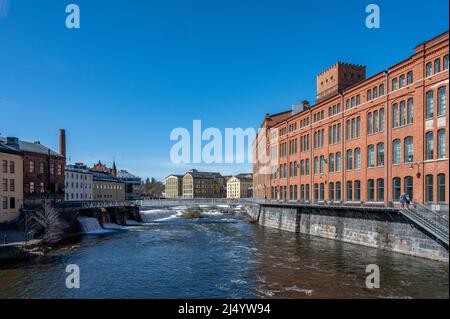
0,143,23,156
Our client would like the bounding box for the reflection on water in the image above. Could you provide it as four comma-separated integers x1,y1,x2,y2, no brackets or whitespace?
0,210,448,299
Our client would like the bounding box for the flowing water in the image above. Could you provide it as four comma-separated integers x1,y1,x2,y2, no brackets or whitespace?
0,209,448,299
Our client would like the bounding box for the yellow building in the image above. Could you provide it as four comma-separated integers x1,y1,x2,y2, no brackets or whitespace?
165,175,183,198
227,174,253,199
92,171,125,201
0,144,23,223
182,169,224,198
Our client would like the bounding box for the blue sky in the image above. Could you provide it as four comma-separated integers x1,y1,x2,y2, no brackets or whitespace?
1,0,448,180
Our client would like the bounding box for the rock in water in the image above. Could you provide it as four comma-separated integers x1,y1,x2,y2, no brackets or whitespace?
182,210,201,219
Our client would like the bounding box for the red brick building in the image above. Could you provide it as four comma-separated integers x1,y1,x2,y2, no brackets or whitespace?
253,31,449,210
0,130,66,202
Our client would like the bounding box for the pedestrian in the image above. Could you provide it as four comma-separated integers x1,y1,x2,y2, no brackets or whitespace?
405,194,411,209
400,194,405,208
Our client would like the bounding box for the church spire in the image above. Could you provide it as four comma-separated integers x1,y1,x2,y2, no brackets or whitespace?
112,157,117,177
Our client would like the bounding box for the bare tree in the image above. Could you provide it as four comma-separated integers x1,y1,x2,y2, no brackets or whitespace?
25,201,67,246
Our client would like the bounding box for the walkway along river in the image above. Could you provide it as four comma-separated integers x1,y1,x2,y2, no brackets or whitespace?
0,207,448,298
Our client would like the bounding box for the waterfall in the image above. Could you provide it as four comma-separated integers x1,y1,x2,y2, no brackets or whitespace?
78,216,105,234
139,209,176,223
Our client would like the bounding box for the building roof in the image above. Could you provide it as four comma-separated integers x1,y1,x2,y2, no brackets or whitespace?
228,173,253,182
117,169,139,179
65,163,91,174
165,174,184,179
0,142,23,156
91,171,123,183
184,169,222,179
0,137,60,156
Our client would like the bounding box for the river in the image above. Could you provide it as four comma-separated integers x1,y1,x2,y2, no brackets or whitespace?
0,208,448,298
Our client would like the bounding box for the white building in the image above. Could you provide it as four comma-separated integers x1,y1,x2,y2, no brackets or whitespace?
65,163,93,201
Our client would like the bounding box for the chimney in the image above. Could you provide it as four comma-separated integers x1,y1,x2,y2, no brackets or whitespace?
6,137,20,149
59,129,66,158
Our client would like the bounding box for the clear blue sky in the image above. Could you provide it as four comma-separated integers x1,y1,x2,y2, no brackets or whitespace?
1,0,448,180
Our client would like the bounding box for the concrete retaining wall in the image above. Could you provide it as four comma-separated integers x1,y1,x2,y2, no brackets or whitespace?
246,205,449,262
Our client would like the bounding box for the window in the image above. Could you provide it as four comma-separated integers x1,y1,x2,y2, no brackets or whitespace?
377,179,384,202
336,152,341,172
9,179,15,192
367,89,372,101
351,118,356,139
58,164,62,176
393,103,399,127
368,145,375,167
379,84,384,96
356,117,361,137
392,78,398,91
356,95,360,105
393,178,401,201
407,71,413,85
373,110,378,133
320,183,325,201
445,55,449,70
300,185,304,201
30,182,35,193
354,180,361,201
306,159,310,175
337,123,341,143
2,197,7,210
407,98,413,124
336,182,341,201
426,62,432,77
2,179,7,191
329,183,334,201
329,154,335,173
373,86,378,98
346,181,353,201
10,197,15,209
367,112,373,135
377,143,384,166
438,86,446,116
434,59,441,73
367,180,375,201
354,148,361,170
305,184,310,201
400,101,406,126
426,91,434,119
2,160,6,173
346,149,353,170
380,108,385,132
426,132,434,160
314,184,319,202
346,119,350,140
351,97,355,108
393,139,401,164
320,156,325,174
438,129,446,159
399,74,405,88
437,174,446,203
404,137,413,163
404,176,413,201
314,157,319,175
9,161,15,174
425,175,433,202
29,161,34,173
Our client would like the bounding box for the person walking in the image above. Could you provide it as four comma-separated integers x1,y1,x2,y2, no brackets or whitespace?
405,193,411,209
400,193,405,208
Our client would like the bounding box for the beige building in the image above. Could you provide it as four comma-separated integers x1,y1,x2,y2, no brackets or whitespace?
182,169,224,198
92,171,125,201
165,175,183,198
227,174,253,199
0,144,23,224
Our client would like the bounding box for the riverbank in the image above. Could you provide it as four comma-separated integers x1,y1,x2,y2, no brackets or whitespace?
246,204,449,262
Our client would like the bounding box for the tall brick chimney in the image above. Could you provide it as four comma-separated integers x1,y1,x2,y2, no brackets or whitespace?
59,129,66,158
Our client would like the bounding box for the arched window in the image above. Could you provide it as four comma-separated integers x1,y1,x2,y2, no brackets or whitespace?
346,149,353,170
373,110,379,133
400,101,406,126
393,177,401,201
336,152,341,172
437,174,446,203
346,181,353,201
354,180,361,201
438,129,446,159
377,179,384,202
314,183,319,202
393,139,401,164
300,185,305,201
438,86,446,116
354,148,361,170
377,143,384,167
368,145,375,167
380,108,385,132
320,183,325,201
367,112,373,134
314,157,319,175
329,154,335,173
329,182,334,201
426,62,433,77
393,103,399,127
320,156,325,174
367,179,375,201
426,132,434,160
404,136,413,163
407,98,414,124
425,175,433,203
335,182,341,201
305,184,310,201
346,119,351,140
404,176,413,201
426,91,434,119
356,116,361,137
434,58,441,73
